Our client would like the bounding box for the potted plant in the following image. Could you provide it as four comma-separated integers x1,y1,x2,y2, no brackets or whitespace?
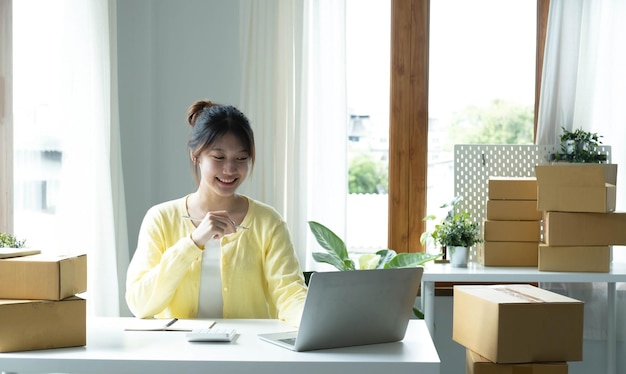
0,232,40,259
426,210,482,268
308,221,442,318
552,127,608,163
0,232,26,248
538,127,615,213
420,195,462,261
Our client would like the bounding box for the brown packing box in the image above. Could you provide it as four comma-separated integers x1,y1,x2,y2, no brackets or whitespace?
478,241,538,267
483,220,541,242
488,177,538,200
0,253,87,300
453,284,583,363
486,199,543,221
538,244,611,272
544,211,626,246
0,296,86,352
466,350,568,374
535,164,617,213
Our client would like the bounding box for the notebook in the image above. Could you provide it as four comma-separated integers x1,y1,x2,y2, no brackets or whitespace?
258,267,424,351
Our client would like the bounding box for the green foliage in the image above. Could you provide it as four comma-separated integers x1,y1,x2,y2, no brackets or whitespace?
309,221,442,319
421,196,481,248
420,195,462,247
432,212,482,248
553,127,608,163
348,152,388,194
309,221,443,319
309,221,355,271
0,232,26,248
309,221,441,271
449,99,534,147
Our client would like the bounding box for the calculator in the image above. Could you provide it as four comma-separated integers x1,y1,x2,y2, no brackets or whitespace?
186,328,237,342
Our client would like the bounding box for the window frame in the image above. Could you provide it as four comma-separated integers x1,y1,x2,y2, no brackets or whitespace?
388,0,549,253
0,0,12,234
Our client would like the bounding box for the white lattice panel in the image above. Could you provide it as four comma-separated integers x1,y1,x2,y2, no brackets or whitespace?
454,144,611,262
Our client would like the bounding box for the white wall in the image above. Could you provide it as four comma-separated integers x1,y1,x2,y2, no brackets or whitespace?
117,0,241,255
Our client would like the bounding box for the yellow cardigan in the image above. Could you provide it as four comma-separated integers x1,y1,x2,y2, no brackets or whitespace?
125,195,307,327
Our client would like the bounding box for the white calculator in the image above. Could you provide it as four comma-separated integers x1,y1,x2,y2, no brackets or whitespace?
186,328,237,342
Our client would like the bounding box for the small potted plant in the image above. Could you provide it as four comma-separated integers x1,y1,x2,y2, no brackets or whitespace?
0,232,39,259
552,127,607,163
429,211,482,268
537,127,616,213
0,232,26,248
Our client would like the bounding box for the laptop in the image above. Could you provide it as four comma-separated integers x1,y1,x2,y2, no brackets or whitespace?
258,267,424,351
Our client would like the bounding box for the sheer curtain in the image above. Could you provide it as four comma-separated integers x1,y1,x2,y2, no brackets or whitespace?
13,0,129,317
536,0,626,348
239,0,347,269
59,0,130,317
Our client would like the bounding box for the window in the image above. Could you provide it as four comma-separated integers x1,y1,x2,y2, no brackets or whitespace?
388,0,547,252
10,1,65,248
346,0,390,254
3,0,126,316
425,0,537,249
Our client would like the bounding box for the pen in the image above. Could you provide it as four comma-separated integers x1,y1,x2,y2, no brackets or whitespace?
164,318,178,328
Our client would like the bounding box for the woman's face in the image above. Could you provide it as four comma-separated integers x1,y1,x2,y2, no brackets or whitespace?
197,132,250,197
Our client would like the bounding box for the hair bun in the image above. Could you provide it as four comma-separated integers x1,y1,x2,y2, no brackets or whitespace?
186,99,220,127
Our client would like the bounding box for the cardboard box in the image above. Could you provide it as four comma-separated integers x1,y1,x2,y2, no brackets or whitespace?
544,212,626,246
453,284,583,363
0,296,86,352
478,241,538,267
466,349,568,374
535,164,617,213
488,177,538,200
483,220,541,242
0,253,87,300
538,244,611,272
486,199,543,221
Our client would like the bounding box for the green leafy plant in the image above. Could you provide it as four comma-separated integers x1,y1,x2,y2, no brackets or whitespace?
431,212,482,248
420,195,482,265
0,232,26,248
308,221,442,319
420,195,462,249
309,221,442,271
552,127,607,163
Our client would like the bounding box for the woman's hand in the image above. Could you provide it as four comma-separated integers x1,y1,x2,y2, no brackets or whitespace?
190,210,237,247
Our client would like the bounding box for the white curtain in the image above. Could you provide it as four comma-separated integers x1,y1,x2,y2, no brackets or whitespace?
239,0,347,269
38,0,129,317
59,0,129,316
536,0,626,344
537,0,626,197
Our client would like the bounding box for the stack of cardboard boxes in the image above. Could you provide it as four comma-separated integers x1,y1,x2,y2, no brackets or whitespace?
536,163,621,272
0,252,87,352
453,284,583,373
479,177,543,266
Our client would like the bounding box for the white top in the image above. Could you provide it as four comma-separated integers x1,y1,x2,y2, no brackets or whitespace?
421,262,626,283
0,318,441,374
197,239,223,318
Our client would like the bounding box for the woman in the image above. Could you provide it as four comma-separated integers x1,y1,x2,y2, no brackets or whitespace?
126,100,307,326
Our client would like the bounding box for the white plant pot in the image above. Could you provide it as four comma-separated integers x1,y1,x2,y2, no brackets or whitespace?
449,246,469,268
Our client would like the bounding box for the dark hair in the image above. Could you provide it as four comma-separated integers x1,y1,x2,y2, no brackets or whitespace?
186,100,255,184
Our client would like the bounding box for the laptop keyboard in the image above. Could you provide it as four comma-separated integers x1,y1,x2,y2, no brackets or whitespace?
279,338,297,346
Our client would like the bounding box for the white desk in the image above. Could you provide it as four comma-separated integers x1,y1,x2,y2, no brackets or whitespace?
0,318,440,374
421,262,626,374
